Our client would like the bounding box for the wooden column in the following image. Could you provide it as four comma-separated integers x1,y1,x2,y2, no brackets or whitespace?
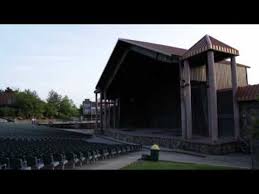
183,60,192,139
95,92,98,130
113,100,116,128
100,92,103,132
103,91,107,130
207,51,218,142
179,62,186,139
118,98,121,128
108,100,111,129
231,56,240,139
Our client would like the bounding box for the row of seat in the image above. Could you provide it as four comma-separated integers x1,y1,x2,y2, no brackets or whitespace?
0,138,142,170
0,123,142,170
0,123,89,140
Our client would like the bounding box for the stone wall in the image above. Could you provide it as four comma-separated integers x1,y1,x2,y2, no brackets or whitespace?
103,129,240,155
239,101,259,137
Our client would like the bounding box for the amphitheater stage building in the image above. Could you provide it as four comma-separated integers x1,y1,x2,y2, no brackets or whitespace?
94,35,259,154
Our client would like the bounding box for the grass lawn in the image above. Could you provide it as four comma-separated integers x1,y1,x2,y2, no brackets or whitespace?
122,160,238,170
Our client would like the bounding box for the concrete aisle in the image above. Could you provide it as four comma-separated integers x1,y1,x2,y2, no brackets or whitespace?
74,149,251,170
74,151,145,170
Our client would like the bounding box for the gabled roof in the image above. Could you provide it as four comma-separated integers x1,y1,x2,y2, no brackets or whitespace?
96,36,248,90
182,35,239,60
119,38,187,56
237,84,259,101
119,38,248,67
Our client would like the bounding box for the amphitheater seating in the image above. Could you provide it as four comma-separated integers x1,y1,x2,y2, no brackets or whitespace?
0,123,142,170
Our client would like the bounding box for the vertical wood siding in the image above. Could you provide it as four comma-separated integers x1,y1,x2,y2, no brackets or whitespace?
190,63,248,89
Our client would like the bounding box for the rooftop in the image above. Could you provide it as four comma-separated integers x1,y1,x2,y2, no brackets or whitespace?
237,84,259,102
182,35,239,60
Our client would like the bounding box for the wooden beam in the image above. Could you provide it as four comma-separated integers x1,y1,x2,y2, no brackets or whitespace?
130,45,157,59
130,45,179,63
104,49,130,91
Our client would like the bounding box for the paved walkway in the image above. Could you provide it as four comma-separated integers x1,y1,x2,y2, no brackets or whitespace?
158,150,251,169
54,129,252,169
73,148,251,170
74,151,144,170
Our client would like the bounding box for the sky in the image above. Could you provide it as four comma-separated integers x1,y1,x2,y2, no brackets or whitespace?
0,24,259,107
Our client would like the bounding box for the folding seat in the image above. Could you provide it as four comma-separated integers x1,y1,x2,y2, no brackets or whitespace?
128,145,133,152
42,154,60,170
25,156,44,170
53,153,68,170
0,157,9,170
126,145,131,153
74,152,86,166
0,163,7,170
99,147,108,159
115,146,122,155
89,150,99,162
108,148,116,158
9,158,31,170
121,146,127,154
82,151,93,164
65,152,80,168
96,150,102,159
97,149,105,160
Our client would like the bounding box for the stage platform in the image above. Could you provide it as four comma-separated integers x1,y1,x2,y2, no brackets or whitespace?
101,128,241,155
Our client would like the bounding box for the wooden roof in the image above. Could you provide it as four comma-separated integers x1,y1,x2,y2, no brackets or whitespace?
182,35,239,60
119,38,187,56
96,36,248,90
237,84,259,101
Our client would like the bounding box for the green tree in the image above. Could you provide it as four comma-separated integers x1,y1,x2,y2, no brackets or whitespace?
15,89,45,118
46,90,62,118
58,96,79,119
47,90,62,105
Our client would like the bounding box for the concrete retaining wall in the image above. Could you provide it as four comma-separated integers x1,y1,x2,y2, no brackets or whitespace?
103,129,240,155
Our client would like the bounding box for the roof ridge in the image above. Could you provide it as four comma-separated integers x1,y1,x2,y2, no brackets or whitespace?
119,38,187,51
205,34,212,49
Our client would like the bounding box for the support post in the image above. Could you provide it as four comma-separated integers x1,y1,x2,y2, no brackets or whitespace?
103,91,107,130
108,100,111,129
183,60,192,139
179,62,186,139
100,92,103,132
207,51,218,142
113,100,116,128
95,92,98,130
118,98,121,129
231,56,240,139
